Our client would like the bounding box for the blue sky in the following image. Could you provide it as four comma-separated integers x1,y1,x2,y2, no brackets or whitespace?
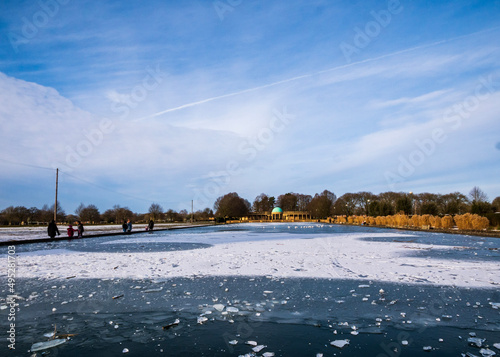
0,0,499,214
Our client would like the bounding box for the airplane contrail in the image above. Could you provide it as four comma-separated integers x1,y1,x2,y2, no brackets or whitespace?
133,27,499,122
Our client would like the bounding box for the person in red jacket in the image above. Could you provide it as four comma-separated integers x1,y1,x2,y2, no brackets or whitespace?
67,224,76,237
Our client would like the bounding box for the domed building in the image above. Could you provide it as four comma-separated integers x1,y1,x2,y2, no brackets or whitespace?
245,206,311,222
271,207,283,220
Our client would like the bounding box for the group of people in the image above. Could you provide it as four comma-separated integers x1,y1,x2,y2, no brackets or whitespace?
122,219,132,233
47,220,84,239
121,219,154,233
47,218,155,238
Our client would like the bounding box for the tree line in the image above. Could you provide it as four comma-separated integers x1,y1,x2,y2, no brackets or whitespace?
0,202,214,226
213,187,500,223
1,186,498,226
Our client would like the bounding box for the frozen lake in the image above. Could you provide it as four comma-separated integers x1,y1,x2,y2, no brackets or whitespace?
1,223,499,356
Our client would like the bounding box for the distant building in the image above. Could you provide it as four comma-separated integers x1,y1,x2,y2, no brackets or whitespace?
245,207,311,222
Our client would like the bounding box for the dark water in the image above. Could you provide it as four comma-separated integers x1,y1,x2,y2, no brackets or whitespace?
3,276,500,356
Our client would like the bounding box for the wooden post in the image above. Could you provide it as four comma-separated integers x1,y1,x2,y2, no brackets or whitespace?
54,168,58,222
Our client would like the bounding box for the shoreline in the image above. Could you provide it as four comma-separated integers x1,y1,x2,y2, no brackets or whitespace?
225,220,500,239
338,222,500,239
0,223,215,246
2,219,499,246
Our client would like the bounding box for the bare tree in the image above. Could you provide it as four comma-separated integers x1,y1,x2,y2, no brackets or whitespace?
277,193,298,211
75,203,85,218
252,194,274,212
469,186,488,203
441,192,469,214
357,191,376,215
296,193,312,211
50,201,65,222
307,190,336,218
148,203,164,221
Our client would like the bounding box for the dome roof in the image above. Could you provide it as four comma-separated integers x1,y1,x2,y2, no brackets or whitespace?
272,207,283,214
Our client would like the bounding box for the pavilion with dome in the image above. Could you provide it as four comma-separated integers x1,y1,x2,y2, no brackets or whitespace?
245,207,311,222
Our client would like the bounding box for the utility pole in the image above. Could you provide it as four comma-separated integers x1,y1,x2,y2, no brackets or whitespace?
54,168,59,222
191,200,194,223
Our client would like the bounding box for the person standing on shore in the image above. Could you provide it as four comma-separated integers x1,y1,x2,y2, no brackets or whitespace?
122,220,128,233
77,221,84,238
48,220,60,238
148,219,154,233
127,219,132,233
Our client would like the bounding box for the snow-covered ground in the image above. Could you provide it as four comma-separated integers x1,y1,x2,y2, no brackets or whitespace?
6,223,500,288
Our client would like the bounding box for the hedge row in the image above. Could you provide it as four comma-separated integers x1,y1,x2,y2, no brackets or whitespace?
336,213,490,231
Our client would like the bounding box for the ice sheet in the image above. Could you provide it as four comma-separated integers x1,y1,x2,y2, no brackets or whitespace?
5,223,499,288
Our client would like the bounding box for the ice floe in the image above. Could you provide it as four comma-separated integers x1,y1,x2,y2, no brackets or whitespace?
30,339,67,352
330,339,350,348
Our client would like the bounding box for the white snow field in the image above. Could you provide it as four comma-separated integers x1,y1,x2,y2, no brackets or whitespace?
6,223,499,288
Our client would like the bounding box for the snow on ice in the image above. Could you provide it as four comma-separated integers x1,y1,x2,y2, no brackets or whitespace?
5,224,499,289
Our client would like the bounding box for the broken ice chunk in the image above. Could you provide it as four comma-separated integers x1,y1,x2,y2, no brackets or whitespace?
493,343,500,350
144,287,163,293
226,307,239,313
468,337,486,348
122,348,129,353
197,316,208,324
213,304,225,311
465,353,480,357
31,339,67,352
330,339,350,349
423,346,432,351
252,345,266,353
262,353,275,357
401,340,409,346
246,341,258,346
228,340,238,345
479,348,496,357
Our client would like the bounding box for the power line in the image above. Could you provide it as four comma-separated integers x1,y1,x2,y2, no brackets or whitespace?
59,171,153,204
0,157,186,210
59,170,182,208
0,157,54,171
